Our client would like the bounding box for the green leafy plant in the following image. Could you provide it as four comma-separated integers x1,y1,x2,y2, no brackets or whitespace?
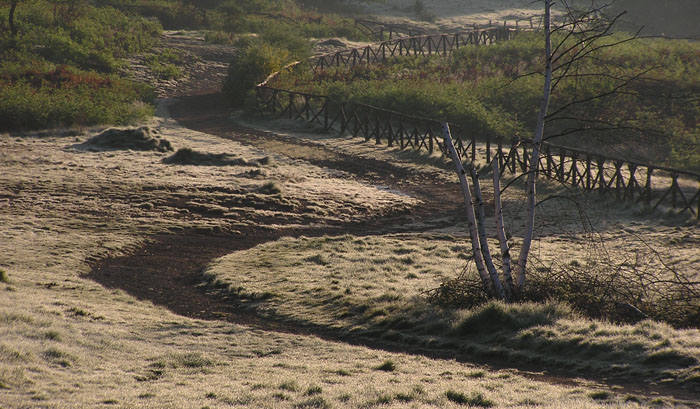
223,42,291,107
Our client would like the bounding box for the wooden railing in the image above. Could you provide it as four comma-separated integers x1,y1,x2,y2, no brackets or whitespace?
254,30,700,219
354,19,426,40
354,16,543,41
312,27,516,71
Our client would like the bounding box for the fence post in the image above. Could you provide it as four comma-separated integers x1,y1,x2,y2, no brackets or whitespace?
340,103,347,135
428,126,434,154
471,130,476,162
598,157,607,196
586,154,592,190
323,98,329,131
645,167,653,207
375,114,381,145
486,136,491,163
672,174,678,208
387,112,394,147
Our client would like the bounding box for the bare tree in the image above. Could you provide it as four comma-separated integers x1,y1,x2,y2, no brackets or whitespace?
443,0,639,301
514,0,553,291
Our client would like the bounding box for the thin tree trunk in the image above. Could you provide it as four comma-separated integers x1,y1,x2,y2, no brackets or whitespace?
441,123,492,295
492,159,514,298
467,163,506,300
515,0,553,290
9,0,18,37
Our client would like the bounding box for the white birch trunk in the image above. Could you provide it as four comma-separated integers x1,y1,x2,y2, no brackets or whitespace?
515,0,553,290
441,123,493,295
467,163,506,300
492,159,514,299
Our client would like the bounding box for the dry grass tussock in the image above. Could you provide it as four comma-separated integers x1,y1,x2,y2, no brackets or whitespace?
163,147,272,167
205,233,700,388
84,126,173,153
0,111,663,407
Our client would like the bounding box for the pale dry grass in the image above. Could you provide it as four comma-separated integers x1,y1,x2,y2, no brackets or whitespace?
0,104,667,408
205,232,700,387
0,282,660,409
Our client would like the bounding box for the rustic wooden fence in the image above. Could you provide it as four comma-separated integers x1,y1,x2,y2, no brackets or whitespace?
311,27,516,71
255,29,700,218
354,19,425,40
354,16,543,41
254,85,700,218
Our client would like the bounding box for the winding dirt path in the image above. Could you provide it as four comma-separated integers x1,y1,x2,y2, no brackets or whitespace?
90,33,700,405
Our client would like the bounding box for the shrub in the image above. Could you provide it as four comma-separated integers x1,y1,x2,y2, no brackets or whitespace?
258,23,312,60
669,127,700,172
223,43,291,107
0,0,161,131
0,67,154,131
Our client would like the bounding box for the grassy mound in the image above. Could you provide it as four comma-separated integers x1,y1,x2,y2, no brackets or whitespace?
203,234,700,386
86,127,172,152
163,148,271,166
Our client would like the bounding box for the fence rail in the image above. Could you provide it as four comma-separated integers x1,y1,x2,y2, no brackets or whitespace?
311,27,517,71
354,19,425,41
255,30,700,218
354,16,544,41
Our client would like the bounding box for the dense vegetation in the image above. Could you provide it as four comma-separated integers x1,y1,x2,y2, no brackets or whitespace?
0,0,161,131
273,32,700,171
218,0,371,107
1,0,370,131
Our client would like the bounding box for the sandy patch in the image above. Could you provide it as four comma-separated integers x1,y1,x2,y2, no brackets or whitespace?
364,0,556,31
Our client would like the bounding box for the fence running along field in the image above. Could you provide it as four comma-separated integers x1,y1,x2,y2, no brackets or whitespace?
255,28,700,219
354,16,544,41
311,27,516,71
354,19,425,40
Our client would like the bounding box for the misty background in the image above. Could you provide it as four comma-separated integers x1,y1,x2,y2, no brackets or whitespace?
606,0,700,37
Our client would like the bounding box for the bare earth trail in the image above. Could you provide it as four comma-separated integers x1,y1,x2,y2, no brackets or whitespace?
90,33,699,404
93,30,470,354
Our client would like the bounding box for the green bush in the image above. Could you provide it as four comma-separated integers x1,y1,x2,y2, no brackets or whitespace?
258,23,312,60
2,1,161,72
321,78,515,140
0,66,154,131
145,49,183,79
223,43,291,107
669,126,700,172
0,0,161,131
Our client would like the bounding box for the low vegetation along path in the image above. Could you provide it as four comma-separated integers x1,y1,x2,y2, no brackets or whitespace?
90,35,695,403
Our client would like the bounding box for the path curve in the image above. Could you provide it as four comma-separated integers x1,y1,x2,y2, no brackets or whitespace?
90,33,700,405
